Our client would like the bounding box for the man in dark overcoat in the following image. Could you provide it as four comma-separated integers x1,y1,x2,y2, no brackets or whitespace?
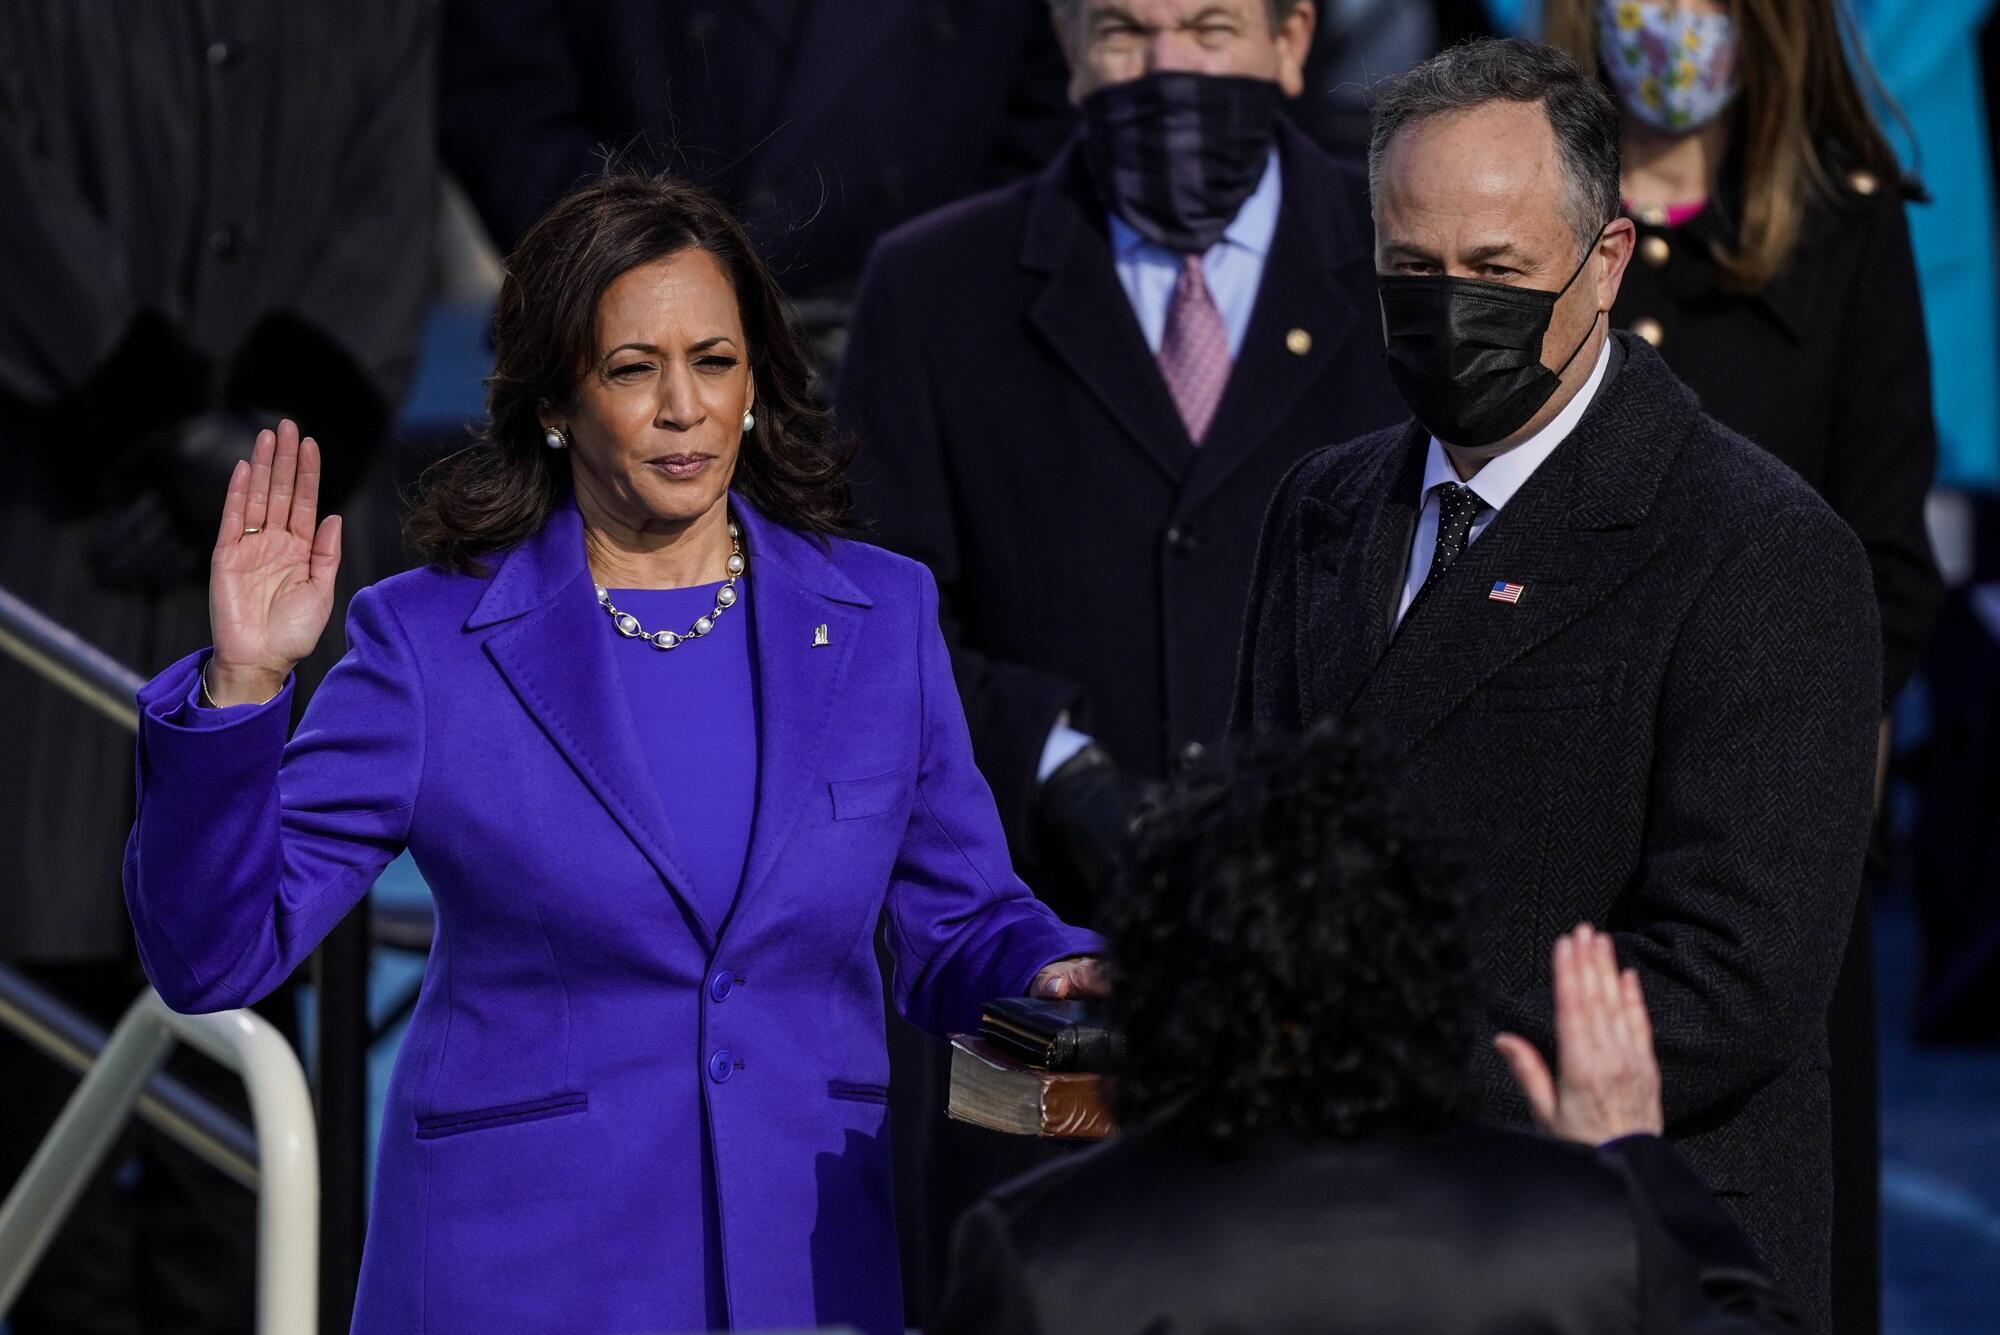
834,0,1406,1312
838,0,1403,909
1234,40,1879,1333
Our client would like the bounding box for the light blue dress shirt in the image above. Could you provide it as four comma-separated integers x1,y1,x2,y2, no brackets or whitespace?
1037,150,1286,784
1107,148,1284,360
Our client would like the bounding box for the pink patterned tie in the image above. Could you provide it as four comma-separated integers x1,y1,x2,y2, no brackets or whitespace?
1158,253,1232,445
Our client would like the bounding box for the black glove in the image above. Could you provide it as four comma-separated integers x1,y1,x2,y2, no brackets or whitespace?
87,409,266,591
86,310,392,593
1037,742,1146,906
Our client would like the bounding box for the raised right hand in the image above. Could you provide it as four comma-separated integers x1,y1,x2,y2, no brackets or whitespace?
1494,923,1665,1146
206,419,342,705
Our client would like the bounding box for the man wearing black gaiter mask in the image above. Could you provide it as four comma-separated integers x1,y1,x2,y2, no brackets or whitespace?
1236,39,1880,1330
835,0,1406,1316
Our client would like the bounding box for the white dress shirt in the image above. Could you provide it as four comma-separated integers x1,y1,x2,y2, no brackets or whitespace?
1394,338,1614,630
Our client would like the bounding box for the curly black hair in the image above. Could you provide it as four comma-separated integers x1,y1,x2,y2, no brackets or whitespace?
1104,722,1478,1150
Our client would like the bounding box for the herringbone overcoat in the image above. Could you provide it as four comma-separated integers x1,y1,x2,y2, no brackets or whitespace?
1234,333,1880,1332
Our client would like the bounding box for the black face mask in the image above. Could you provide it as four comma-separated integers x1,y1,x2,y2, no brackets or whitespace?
1080,72,1282,253
1376,240,1603,448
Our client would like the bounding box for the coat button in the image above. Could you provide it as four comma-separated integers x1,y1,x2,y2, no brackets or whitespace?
1165,525,1197,555
708,970,735,1002
205,39,234,68
1630,317,1664,347
208,225,241,258
1178,741,1206,770
1639,235,1670,267
708,1049,734,1083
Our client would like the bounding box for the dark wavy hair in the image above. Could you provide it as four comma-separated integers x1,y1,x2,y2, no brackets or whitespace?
405,173,851,573
1104,722,1478,1150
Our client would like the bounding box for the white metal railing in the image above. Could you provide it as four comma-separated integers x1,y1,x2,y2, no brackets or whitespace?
0,582,324,1329
0,991,320,1335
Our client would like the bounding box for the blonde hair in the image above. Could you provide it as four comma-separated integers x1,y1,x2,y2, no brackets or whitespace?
1545,0,1907,290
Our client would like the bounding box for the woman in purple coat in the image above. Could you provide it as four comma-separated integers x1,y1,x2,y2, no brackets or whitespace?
122,175,1105,1334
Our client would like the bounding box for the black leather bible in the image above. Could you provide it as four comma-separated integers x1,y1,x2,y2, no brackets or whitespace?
978,997,1123,1073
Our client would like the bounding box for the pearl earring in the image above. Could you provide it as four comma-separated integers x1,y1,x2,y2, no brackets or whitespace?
544,428,568,450
741,410,756,433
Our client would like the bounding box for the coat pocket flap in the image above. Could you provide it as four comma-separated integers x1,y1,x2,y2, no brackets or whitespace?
415,1092,588,1140
1476,661,1625,712
828,767,913,821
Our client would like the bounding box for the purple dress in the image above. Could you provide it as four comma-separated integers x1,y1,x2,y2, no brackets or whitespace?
122,495,1100,1333
606,579,760,929
608,578,759,1327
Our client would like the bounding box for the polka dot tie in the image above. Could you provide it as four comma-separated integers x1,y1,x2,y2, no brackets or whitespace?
1158,254,1231,445
1425,481,1482,591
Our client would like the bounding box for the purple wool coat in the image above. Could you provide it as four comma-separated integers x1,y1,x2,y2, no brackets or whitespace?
123,495,1101,1334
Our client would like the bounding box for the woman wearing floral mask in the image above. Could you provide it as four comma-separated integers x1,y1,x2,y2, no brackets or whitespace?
1535,3,1943,1333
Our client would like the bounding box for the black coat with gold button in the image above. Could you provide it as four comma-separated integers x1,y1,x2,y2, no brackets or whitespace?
838,122,1405,873
1613,175,1942,705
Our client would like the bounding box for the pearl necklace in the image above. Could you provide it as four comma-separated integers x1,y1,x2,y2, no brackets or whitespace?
594,521,746,651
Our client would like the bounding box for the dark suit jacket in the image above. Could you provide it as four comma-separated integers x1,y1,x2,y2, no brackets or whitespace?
1234,334,1881,1331
0,0,434,960
1615,175,1941,704
439,0,1072,293
933,1124,1802,1334
839,121,1406,872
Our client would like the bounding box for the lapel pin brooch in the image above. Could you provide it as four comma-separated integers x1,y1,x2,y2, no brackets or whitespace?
1488,581,1525,604
812,624,830,647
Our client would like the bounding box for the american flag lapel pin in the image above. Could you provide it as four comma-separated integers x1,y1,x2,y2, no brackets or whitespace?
1488,580,1525,605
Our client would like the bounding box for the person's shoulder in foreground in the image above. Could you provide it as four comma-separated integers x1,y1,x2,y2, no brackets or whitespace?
929,723,1803,1334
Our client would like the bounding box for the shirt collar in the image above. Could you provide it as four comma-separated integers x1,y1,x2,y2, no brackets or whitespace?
1421,336,1614,514
1107,147,1283,260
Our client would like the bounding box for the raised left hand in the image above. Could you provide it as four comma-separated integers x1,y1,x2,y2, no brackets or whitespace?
1029,955,1111,1001
1495,923,1664,1146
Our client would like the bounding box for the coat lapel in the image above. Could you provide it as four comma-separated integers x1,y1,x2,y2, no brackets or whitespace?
728,504,872,928
1184,123,1370,511
1023,144,1196,484
1295,425,1426,721
473,498,715,948
1349,336,1677,760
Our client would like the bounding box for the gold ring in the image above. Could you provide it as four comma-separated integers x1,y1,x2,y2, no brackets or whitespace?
242,526,263,535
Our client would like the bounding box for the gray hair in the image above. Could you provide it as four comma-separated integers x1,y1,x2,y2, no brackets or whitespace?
1367,38,1622,254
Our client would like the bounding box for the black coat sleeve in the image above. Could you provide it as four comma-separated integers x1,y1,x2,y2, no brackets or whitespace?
1229,450,1318,735
1821,191,1943,706
1486,504,1880,1127
930,1202,1046,1335
289,1,438,419
0,46,197,412
1600,1135,1806,1333
838,240,1085,854
439,0,604,254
